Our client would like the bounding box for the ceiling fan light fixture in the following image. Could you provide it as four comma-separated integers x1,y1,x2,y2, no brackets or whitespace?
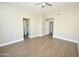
34,2,52,8
42,2,45,6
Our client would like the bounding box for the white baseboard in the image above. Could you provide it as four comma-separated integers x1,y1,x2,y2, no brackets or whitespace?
29,33,48,38
53,35,78,43
29,35,40,38
40,34,48,36
0,39,24,47
0,35,78,47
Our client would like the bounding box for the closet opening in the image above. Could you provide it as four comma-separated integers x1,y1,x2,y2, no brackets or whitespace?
23,18,29,39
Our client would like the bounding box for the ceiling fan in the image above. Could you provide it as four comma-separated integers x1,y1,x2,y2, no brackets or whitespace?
34,2,52,8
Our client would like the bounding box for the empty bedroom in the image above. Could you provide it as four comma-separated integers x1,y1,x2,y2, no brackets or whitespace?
0,2,79,57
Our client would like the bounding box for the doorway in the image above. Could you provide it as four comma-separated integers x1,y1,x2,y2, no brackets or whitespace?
49,22,53,35
23,18,29,39
46,18,53,36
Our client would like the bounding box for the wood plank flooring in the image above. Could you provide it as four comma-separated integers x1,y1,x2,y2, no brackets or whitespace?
0,35,78,57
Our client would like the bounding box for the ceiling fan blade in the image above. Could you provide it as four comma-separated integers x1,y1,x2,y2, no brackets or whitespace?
34,2,43,5
45,2,52,6
34,2,52,8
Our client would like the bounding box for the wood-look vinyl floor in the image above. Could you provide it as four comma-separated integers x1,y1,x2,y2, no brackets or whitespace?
0,35,78,57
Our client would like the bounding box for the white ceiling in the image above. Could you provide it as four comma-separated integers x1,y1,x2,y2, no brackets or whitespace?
2,2,79,15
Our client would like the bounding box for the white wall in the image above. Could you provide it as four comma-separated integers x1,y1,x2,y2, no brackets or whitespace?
41,14,46,35
38,13,47,36
0,3,40,45
46,21,49,34
0,3,79,46
46,6,79,42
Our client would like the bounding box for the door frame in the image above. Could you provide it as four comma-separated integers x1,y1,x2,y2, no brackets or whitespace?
46,17,54,36
23,18,30,39
49,21,53,35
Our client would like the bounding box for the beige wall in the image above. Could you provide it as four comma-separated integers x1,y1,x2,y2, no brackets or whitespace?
0,3,40,45
46,6,79,42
